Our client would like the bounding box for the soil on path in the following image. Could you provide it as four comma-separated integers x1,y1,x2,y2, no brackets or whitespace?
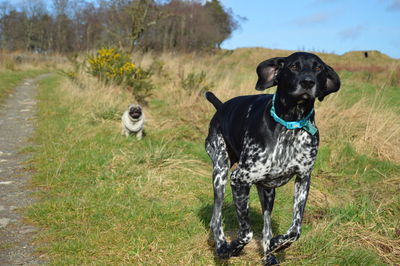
0,74,50,265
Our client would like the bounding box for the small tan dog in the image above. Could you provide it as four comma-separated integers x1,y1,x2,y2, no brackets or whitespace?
121,104,145,139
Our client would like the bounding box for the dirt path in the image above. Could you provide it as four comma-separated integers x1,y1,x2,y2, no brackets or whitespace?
0,74,50,265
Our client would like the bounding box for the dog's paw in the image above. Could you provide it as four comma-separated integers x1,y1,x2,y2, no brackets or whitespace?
216,241,232,259
229,239,245,256
269,233,297,252
264,255,279,265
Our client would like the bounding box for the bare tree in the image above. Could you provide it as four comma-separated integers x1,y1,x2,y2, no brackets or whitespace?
22,0,47,51
0,0,241,53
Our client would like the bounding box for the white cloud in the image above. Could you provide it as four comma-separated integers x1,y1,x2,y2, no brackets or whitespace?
386,0,400,11
338,25,365,40
291,10,338,26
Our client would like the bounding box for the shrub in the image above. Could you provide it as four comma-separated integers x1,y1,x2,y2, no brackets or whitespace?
180,71,214,95
87,48,154,104
58,54,85,89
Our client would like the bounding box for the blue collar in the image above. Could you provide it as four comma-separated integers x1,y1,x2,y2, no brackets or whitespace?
270,94,318,135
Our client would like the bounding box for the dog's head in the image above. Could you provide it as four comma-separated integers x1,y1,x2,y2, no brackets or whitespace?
255,52,340,101
128,104,142,119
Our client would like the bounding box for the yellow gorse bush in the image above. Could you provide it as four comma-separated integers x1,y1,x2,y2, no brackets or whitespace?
87,48,135,81
87,48,154,104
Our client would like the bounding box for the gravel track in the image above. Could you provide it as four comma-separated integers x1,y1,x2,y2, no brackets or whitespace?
0,74,50,265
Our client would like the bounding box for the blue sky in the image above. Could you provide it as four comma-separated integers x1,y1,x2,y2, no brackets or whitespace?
220,0,400,58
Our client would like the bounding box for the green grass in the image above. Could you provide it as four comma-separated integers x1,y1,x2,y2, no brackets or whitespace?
0,69,48,100
28,75,215,264
26,51,400,265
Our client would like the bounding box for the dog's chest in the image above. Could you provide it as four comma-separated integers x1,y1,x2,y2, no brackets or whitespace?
236,130,318,187
122,111,144,132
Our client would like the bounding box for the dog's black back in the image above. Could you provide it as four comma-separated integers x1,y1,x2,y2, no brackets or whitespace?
210,94,271,162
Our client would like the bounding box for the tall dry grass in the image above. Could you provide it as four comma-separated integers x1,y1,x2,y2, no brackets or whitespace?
40,48,400,264
0,50,66,71
317,86,400,163
63,49,400,164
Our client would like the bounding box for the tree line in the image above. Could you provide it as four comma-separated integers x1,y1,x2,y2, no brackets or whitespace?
0,0,241,54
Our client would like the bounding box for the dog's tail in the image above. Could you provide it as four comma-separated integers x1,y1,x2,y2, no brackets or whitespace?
204,91,223,110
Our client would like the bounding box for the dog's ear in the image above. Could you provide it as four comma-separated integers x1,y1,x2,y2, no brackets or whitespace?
318,65,341,101
255,57,285,91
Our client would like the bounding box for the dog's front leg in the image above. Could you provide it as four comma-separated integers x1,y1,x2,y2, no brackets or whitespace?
136,130,143,140
269,174,311,253
257,185,279,265
229,171,253,256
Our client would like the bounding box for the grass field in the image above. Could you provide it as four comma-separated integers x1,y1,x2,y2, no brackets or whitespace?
13,49,400,264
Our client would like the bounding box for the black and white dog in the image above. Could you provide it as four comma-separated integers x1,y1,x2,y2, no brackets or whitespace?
204,52,340,265
121,104,145,139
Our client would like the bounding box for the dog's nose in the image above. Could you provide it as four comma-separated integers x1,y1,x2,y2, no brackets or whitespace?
300,78,315,89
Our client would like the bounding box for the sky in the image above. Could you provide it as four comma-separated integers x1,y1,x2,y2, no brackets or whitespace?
219,0,400,58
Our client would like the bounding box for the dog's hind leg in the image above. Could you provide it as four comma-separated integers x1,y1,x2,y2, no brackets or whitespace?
205,131,231,258
256,185,279,265
229,175,253,256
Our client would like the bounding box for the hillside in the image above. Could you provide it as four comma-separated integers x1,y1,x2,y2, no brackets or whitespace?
4,47,399,264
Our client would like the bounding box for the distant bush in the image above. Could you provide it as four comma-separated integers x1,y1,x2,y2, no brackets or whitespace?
59,54,83,87
87,48,154,104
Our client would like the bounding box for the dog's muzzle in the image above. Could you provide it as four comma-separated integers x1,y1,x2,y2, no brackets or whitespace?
129,108,142,119
299,77,315,90
294,77,317,100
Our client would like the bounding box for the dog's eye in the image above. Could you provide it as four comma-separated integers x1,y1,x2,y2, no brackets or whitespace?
313,66,322,71
289,65,298,71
